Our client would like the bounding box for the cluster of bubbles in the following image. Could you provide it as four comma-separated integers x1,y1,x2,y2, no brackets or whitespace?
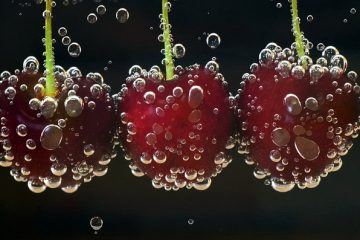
237,41,360,192
57,27,82,57
158,2,221,62
273,1,357,24
86,5,129,24
115,62,234,191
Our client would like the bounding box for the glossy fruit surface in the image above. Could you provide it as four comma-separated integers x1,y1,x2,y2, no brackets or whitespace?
116,63,235,191
236,43,360,192
0,59,117,193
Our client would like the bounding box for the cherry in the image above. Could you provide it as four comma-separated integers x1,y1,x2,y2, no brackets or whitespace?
116,64,235,191
236,42,360,192
0,65,116,193
236,0,360,192
113,0,234,191
0,0,117,193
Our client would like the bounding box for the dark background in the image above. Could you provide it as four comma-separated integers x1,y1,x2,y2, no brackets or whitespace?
1,0,360,239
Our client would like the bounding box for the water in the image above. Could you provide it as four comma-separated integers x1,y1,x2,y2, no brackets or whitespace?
1,0,360,239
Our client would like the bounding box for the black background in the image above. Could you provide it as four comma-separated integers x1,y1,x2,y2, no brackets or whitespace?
1,0,360,239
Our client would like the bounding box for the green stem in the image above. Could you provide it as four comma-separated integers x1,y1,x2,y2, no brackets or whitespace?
45,0,56,96
291,0,307,68
162,0,174,81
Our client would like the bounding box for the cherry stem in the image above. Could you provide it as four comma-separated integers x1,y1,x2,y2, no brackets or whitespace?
162,0,175,81
291,0,307,68
45,0,56,97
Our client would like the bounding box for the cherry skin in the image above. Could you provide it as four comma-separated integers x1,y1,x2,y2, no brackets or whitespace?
0,64,117,193
115,64,235,191
236,44,360,192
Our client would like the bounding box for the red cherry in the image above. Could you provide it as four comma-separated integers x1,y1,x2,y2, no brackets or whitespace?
115,64,235,191
0,64,117,193
236,44,360,192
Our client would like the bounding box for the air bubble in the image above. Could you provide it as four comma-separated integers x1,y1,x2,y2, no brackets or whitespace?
64,95,84,117
188,86,204,108
90,216,103,234
87,13,98,24
96,5,106,15
284,94,302,115
40,125,63,150
116,8,129,23
306,15,313,22
23,56,39,74
68,42,81,57
58,27,67,36
206,33,221,49
62,36,71,45
172,44,186,59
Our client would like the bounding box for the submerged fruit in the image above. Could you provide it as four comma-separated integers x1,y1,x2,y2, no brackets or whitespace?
236,43,360,192
0,58,117,193
115,63,235,191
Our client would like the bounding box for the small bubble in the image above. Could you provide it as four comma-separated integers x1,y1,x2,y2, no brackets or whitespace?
68,42,81,57
116,8,129,23
350,8,357,14
90,216,103,234
96,5,106,15
276,3,282,8
172,44,186,59
188,219,194,225
58,27,67,36
306,15,313,22
62,36,71,45
316,43,325,51
87,13,98,24
206,33,221,49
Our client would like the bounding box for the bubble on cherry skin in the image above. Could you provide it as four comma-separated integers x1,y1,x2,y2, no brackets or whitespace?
68,42,81,57
271,128,290,147
259,49,275,66
116,8,129,23
90,216,103,234
133,78,146,93
40,97,58,119
206,33,221,49
284,94,302,115
64,95,84,117
305,97,319,111
83,144,95,156
205,61,219,73
295,136,320,161
350,8,357,14
129,65,142,76
153,150,167,164
188,86,204,109
16,124,27,137
188,219,194,225
40,124,63,151
271,178,295,193
23,56,39,74
144,91,156,104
